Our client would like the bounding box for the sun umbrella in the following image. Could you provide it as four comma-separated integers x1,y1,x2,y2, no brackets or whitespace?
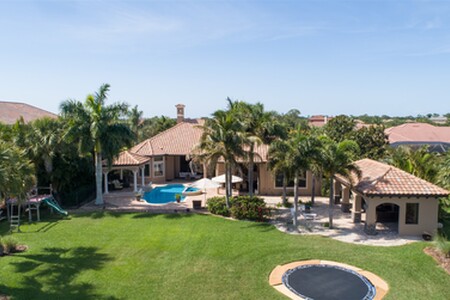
211,174,243,184
189,178,221,204
190,178,221,189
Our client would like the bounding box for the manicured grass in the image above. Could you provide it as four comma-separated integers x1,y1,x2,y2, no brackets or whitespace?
0,212,449,299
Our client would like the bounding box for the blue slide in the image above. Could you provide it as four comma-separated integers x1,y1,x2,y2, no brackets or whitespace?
42,197,68,216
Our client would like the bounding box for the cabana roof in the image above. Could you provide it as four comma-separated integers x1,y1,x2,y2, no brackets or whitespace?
105,151,150,167
336,158,449,197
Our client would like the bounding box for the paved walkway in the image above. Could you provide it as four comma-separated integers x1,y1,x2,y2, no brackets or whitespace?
270,196,421,246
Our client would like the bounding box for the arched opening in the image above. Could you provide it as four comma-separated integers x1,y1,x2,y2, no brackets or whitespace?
376,203,399,233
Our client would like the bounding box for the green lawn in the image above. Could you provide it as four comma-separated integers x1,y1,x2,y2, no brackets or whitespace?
0,212,449,300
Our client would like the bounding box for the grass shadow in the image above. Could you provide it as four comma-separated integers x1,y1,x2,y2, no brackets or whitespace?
71,211,126,219
1,246,117,300
242,221,275,232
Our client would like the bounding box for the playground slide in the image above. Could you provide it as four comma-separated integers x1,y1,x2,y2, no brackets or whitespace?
42,197,68,216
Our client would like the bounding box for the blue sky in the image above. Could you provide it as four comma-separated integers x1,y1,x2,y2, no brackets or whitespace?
0,0,449,118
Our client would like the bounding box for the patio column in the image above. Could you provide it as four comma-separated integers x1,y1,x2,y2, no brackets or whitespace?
133,170,138,192
364,200,377,235
120,169,123,180
140,166,145,187
341,186,351,213
352,194,362,223
333,181,342,204
104,171,109,194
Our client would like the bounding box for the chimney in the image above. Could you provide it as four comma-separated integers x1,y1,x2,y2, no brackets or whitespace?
175,104,185,123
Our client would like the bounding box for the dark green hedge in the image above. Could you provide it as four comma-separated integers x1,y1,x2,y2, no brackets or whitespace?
207,196,271,221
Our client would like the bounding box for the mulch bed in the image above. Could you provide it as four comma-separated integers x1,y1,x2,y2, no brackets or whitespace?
424,247,450,275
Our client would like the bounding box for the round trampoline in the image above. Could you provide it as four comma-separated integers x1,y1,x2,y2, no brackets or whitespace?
269,260,388,300
282,264,376,300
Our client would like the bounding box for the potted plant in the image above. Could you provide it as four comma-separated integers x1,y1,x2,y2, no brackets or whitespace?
175,194,181,203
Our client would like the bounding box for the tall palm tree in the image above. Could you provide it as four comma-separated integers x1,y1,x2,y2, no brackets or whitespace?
128,105,143,142
198,109,245,208
317,137,361,228
234,101,283,197
60,84,134,205
286,131,320,227
268,139,291,206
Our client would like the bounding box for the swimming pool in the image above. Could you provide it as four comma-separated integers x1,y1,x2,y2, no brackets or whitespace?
143,184,199,204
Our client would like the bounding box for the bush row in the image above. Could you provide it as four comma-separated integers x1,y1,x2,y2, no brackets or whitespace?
207,196,271,221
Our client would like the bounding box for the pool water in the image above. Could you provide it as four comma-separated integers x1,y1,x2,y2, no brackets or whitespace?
143,184,199,204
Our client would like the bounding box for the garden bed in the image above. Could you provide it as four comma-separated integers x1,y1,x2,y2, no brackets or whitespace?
424,246,450,275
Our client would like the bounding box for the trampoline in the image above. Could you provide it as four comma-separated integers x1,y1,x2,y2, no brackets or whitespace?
282,264,376,300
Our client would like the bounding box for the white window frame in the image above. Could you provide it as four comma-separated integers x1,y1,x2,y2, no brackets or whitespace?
153,156,165,177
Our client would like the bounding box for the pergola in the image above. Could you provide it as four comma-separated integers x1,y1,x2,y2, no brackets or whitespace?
334,159,449,236
102,151,151,193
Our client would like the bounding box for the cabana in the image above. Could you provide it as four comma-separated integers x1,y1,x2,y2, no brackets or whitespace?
335,159,449,236
102,151,151,193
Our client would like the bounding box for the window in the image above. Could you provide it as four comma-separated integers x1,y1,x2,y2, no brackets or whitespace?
153,156,164,177
275,173,306,188
144,164,151,176
405,203,419,224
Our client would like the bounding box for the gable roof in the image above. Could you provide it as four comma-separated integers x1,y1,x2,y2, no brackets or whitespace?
385,123,450,144
130,120,204,156
336,158,449,197
0,101,57,124
106,151,151,167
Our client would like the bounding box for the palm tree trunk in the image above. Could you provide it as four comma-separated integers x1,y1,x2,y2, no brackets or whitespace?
282,172,287,206
329,176,334,229
248,144,254,197
293,171,299,227
95,151,104,205
311,174,316,206
225,162,231,209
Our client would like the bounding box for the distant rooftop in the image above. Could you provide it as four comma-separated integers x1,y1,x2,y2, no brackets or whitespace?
0,101,58,124
385,122,450,152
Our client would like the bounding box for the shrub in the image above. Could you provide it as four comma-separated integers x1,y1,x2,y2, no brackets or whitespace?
433,234,450,258
1,235,18,254
207,196,230,217
230,196,271,221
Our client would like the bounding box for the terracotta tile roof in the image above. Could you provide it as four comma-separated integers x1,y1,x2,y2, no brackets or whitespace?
308,115,333,127
337,158,449,197
385,123,450,144
0,101,57,124
105,151,150,166
130,120,204,156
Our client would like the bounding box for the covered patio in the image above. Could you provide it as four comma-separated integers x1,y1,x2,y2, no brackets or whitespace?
335,159,449,236
102,151,151,193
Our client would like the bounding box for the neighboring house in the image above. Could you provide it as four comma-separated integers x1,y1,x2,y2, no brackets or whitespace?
107,104,320,196
335,159,449,236
0,101,57,124
308,115,332,127
385,122,450,152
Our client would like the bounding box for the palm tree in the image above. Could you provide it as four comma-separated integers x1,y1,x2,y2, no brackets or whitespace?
0,141,35,204
233,101,283,197
128,105,143,142
286,131,320,227
60,84,134,205
437,151,450,190
317,137,361,228
27,118,62,184
268,139,291,206
198,109,245,208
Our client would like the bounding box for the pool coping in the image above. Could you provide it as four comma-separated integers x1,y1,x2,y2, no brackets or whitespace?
269,260,389,300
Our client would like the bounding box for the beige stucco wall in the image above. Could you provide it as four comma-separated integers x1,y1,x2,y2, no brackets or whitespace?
165,156,175,181
214,162,321,196
365,196,439,236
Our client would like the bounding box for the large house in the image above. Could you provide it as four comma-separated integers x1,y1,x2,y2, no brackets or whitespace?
385,122,450,152
0,101,57,124
106,104,320,196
